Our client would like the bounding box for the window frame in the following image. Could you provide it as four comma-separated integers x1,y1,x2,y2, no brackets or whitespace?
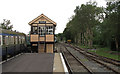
39,26,46,36
46,26,53,35
31,26,38,34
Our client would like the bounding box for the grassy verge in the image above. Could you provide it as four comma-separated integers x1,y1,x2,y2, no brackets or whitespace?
88,48,120,60
74,44,120,61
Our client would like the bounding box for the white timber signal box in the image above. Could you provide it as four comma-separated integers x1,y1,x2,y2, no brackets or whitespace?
28,14,56,53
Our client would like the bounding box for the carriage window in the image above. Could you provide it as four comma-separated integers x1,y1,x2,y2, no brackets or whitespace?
8,36,11,44
21,37,22,44
8,36,10,44
21,38,22,44
18,36,19,44
23,37,25,43
13,36,15,44
22,37,25,44
15,36,18,44
5,36,9,45
19,36,21,44
0,36,1,45
46,26,53,35
21,36,23,44
3,36,5,45
11,36,14,44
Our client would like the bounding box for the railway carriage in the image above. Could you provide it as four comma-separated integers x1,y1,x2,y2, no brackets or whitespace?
0,28,26,60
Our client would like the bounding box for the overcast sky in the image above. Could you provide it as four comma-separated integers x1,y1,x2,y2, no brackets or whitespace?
0,0,107,34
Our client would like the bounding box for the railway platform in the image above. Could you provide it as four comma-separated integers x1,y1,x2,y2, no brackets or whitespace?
2,53,68,73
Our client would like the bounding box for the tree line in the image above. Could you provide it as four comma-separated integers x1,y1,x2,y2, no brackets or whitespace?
0,19,13,30
59,1,120,51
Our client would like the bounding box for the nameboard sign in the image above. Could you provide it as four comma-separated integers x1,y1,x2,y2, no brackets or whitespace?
39,21,46,24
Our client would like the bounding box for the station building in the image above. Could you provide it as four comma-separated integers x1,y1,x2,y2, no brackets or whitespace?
28,14,56,53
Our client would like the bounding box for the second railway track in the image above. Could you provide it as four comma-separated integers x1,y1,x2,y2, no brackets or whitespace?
59,43,119,74
72,45,120,66
69,44,120,74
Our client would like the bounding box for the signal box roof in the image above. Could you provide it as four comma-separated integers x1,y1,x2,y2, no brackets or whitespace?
28,14,57,26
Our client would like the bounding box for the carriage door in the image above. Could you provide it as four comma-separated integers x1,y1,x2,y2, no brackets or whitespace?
38,26,46,53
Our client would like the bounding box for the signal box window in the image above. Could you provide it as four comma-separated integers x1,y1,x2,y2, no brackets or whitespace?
39,27,46,36
46,26,53,35
32,26,38,34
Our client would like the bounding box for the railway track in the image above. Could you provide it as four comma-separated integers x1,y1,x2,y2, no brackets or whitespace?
72,45,120,66
60,44,93,74
68,44,120,74
59,43,119,74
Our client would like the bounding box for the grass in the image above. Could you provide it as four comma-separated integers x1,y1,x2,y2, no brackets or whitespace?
74,44,120,61
88,48,120,60
74,44,90,49
79,45,90,49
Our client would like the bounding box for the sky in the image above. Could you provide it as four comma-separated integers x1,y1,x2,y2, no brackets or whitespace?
0,0,107,34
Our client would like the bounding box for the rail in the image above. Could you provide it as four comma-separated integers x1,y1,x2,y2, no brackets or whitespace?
67,43,120,74
61,43,94,74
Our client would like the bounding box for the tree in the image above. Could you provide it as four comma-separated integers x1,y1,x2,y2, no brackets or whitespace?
103,1,120,50
56,33,64,42
0,19,13,30
93,1,120,50
63,1,103,48
63,0,120,51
